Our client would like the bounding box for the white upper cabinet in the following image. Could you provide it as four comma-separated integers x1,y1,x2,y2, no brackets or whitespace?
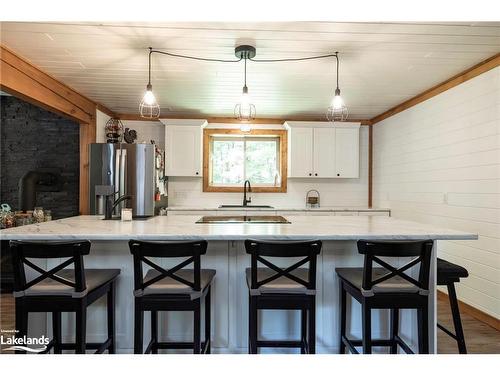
313,127,336,177
334,127,360,178
161,119,207,177
289,127,313,177
286,121,360,179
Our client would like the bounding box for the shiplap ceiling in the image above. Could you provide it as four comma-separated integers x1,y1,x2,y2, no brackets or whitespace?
1,21,499,119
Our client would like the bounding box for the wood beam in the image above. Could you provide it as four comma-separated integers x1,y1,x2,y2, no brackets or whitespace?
1,46,96,115
0,61,93,123
116,113,372,125
371,53,500,125
96,103,117,118
79,119,96,215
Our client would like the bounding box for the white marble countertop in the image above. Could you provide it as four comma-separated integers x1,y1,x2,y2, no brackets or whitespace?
165,206,391,212
0,215,477,241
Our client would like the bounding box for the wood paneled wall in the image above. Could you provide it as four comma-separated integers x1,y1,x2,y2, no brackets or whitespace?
373,67,500,319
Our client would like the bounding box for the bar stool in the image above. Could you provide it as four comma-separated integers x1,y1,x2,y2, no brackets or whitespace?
129,240,215,354
245,239,322,354
437,258,468,354
336,240,433,354
10,240,120,354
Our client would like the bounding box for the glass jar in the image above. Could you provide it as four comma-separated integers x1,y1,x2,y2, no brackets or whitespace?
44,210,52,222
33,207,45,223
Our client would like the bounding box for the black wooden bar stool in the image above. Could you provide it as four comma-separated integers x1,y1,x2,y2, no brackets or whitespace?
129,240,215,354
336,240,433,354
10,240,120,354
245,239,322,354
437,258,468,354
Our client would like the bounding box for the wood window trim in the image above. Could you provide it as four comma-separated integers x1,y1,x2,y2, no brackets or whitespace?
203,128,288,193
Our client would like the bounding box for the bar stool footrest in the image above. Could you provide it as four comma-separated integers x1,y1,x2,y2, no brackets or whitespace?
57,339,113,354
146,340,210,353
256,340,303,348
343,336,414,354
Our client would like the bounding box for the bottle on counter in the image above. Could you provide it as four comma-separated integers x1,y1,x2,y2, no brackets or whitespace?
33,207,45,223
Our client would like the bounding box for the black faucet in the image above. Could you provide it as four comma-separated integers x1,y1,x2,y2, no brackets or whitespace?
104,194,132,220
242,180,252,207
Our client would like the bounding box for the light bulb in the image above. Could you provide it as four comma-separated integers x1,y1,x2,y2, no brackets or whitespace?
240,123,251,132
332,94,344,110
143,89,156,106
234,85,256,122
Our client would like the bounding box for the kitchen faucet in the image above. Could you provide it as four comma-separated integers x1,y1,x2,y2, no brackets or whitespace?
104,193,132,220
242,180,252,206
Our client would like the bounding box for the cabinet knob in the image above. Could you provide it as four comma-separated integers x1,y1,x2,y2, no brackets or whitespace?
308,173,312,176
337,173,340,176
314,173,318,176
195,172,199,175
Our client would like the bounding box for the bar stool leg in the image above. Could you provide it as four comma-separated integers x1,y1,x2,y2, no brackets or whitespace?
205,287,211,354
417,302,429,354
447,283,467,354
390,308,399,354
301,308,307,354
248,295,258,354
15,300,28,354
339,281,347,354
362,303,372,354
308,298,316,354
193,300,201,354
75,301,87,354
134,298,144,354
52,312,62,354
107,283,116,354
151,311,158,354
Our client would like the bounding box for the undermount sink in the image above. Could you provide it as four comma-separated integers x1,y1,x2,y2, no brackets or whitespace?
218,205,274,209
196,215,290,224
108,216,154,221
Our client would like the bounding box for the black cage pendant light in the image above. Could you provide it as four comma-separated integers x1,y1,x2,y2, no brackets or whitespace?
139,47,161,119
234,45,256,126
326,52,348,122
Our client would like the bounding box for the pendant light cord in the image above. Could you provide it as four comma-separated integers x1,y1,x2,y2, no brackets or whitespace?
150,48,242,63
244,54,247,87
248,53,337,62
335,51,339,90
148,47,152,86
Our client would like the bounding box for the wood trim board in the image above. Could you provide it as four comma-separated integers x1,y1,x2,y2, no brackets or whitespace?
437,290,500,331
202,128,288,193
370,53,500,125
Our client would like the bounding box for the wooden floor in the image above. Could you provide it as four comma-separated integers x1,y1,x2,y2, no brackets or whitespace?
1,293,498,354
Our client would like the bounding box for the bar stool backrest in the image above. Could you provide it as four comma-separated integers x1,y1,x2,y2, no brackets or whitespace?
129,240,208,293
245,239,322,291
357,240,433,295
10,240,91,296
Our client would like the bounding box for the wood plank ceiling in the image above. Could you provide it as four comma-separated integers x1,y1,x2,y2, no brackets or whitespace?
1,22,499,120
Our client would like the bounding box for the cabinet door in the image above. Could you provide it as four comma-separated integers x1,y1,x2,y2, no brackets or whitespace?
289,127,313,177
334,127,359,178
313,127,336,178
165,126,202,176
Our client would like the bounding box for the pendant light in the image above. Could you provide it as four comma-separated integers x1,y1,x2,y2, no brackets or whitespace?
234,46,256,130
326,52,348,122
140,47,160,119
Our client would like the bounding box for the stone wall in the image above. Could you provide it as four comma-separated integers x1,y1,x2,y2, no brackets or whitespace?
0,95,79,219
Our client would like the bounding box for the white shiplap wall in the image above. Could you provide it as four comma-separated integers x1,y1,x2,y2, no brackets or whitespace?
373,67,500,318
167,126,369,208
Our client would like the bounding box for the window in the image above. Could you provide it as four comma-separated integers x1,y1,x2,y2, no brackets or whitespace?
203,128,287,192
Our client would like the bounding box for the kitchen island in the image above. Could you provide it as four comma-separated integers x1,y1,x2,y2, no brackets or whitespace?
0,215,477,354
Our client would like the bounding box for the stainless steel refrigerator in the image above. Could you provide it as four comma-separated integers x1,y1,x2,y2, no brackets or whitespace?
89,143,155,217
